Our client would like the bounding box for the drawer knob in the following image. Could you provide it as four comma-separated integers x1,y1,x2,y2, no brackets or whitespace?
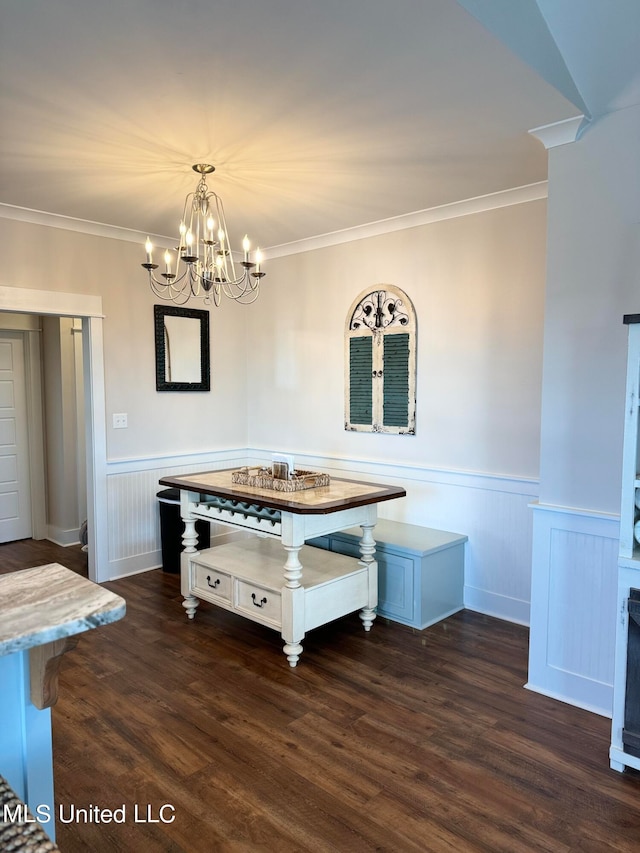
206,575,221,589
251,593,268,608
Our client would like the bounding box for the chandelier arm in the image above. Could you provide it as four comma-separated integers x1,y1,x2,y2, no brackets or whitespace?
240,287,260,305
148,276,192,305
220,273,252,299
147,267,190,289
223,277,261,303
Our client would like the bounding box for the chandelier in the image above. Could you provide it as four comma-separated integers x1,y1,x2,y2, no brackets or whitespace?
142,163,265,306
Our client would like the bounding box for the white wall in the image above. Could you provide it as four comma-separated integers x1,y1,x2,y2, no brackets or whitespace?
538,108,640,514
248,201,547,479
528,103,640,716
0,219,250,461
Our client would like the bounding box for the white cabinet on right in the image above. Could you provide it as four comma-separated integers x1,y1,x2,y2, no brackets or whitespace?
611,314,640,772
309,519,467,630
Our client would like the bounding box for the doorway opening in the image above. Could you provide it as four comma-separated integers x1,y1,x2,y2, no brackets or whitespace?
0,286,106,582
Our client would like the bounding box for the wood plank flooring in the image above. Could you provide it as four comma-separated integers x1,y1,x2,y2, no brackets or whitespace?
2,539,640,851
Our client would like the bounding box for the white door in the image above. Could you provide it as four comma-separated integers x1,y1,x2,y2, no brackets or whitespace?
0,332,32,542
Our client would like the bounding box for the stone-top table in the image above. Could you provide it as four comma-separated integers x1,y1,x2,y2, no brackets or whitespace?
159,469,406,666
0,563,125,842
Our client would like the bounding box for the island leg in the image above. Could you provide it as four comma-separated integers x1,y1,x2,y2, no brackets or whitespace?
281,543,305,666
182,594,200,620
180,493,201,621
358,521,378,632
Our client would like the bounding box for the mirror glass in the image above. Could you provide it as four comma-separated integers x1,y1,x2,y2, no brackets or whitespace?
154,305,210,392
163,315,201,383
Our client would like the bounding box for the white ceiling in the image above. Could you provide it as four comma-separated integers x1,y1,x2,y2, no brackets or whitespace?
0,0,636,252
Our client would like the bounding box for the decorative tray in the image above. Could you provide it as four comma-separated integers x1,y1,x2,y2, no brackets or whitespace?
231,466,330,492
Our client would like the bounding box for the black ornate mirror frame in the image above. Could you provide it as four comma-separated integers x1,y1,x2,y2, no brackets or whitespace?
154,305,210,392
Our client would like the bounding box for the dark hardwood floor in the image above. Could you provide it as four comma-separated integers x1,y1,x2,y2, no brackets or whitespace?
2,539,640,851
0,537,89,577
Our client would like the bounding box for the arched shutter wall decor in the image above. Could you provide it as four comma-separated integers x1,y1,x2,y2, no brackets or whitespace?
344,286,416,434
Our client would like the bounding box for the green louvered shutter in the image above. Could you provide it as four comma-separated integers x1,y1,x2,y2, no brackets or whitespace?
382,333,410,427
349,336,373,425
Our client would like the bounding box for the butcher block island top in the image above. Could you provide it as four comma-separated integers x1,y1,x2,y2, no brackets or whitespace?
159,468,406,514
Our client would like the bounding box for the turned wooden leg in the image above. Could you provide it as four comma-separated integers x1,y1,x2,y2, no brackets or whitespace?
359,521,378,633
281,543,305,666
359,607,377,632
283,641,304,667
180,494,201,619
182,594,200,620
181,516,199,553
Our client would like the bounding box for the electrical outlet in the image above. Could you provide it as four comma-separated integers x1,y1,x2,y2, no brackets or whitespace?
113,413,128,429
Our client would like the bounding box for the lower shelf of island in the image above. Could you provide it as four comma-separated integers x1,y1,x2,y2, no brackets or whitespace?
182,536,376,665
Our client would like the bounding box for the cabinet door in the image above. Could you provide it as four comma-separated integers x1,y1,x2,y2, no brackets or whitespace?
329,538,415,624
376,552,415,622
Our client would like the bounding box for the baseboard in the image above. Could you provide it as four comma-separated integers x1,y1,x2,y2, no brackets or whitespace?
107,551,162,580
464,586,531,626
46,526,80,547
524,682,612,719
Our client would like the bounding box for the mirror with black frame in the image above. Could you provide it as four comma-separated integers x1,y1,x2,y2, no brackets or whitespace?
154,305,210,392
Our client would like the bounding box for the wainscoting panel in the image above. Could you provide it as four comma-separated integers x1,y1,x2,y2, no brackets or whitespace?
104,448,539,630
105,449,247,579
527,503,620,716
249,449,539,625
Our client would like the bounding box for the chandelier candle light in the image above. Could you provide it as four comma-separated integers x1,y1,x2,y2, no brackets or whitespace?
142,164,265,306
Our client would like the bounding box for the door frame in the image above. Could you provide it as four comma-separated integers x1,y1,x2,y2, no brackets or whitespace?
0,286,107,582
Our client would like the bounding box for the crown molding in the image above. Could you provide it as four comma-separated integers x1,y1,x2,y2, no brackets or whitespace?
0,180,549,261
528,115,587,149
0,202,153,245
266,182,548,259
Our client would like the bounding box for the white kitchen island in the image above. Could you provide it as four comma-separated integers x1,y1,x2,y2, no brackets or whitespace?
159,469,406,666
